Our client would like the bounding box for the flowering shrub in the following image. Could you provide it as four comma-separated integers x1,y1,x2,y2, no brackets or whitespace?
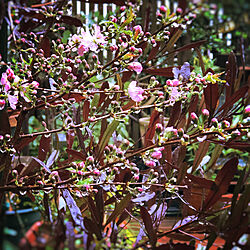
0,0,249,249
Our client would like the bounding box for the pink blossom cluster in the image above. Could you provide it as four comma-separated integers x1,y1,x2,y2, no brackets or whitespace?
70,25,107,56
0,68,39,110
128,81,144,102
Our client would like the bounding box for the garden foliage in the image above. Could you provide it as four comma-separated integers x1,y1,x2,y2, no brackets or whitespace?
0,0,249,249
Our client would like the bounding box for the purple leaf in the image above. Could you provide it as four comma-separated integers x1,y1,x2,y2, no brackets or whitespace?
66,221,75,250
132,192,155,204
172,62,191,81
62,189,85,231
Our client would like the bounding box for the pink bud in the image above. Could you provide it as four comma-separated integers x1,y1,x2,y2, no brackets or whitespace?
151,151,162,160
202,109,209,117
160,5,168,13
145,160,156,167
134,174,139,181
176,7,183,14
245,105,250,114
0,99,5,110
120,6,126,11
190,112,198,120
87,156,94,163
93,169,100,176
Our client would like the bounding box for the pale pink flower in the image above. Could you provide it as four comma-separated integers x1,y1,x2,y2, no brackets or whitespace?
76,25,107,55
78,43,89,56
1,73,11,92
151,151,162,160
128,81,144,102
127,62,143,74
169,87,182,104
8,94,18,110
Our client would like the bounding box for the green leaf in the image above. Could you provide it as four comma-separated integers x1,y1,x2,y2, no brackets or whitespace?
97,119,119,158
62,30,71,44
120,8,135,30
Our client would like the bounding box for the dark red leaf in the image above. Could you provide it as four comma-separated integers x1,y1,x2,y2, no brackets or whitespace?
204,82,219,115
168,40,206,56
66,149,86,161
83,100,90,122
203,157,238,210
38,135,51,161
122,100,136,111
59,15,83,27
140,206,157,246
19,7,46,20
95,188,104,226
167,101,182,127
14,136,38,151
145,41,161,64
144,109,160,147
88,196,99,224
40,37,51,58
122,71,133,83
187,174,214,189
217,85,248,116
98,81,109,107
0,110,11,136
144,67,175,77
226,52,238,99
83,217,102,240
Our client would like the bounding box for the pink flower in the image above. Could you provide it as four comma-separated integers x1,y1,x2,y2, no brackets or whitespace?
1,73,11,92
120,6,126,11
145,160,156,167
77,25,107,55
0,99,5,110
127,62,143,74
133,25,143,40
128,81,144,102
6,68,15,79
78,43,89,56
8,94,18,110
160,5,168,13
169,87,182,104
31,81,39,89
172,79,180,86
151,151,162,160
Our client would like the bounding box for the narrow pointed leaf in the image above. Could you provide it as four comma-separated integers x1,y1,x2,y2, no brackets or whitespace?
140,206,157,246
203,157,238,210
105,193,132,226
